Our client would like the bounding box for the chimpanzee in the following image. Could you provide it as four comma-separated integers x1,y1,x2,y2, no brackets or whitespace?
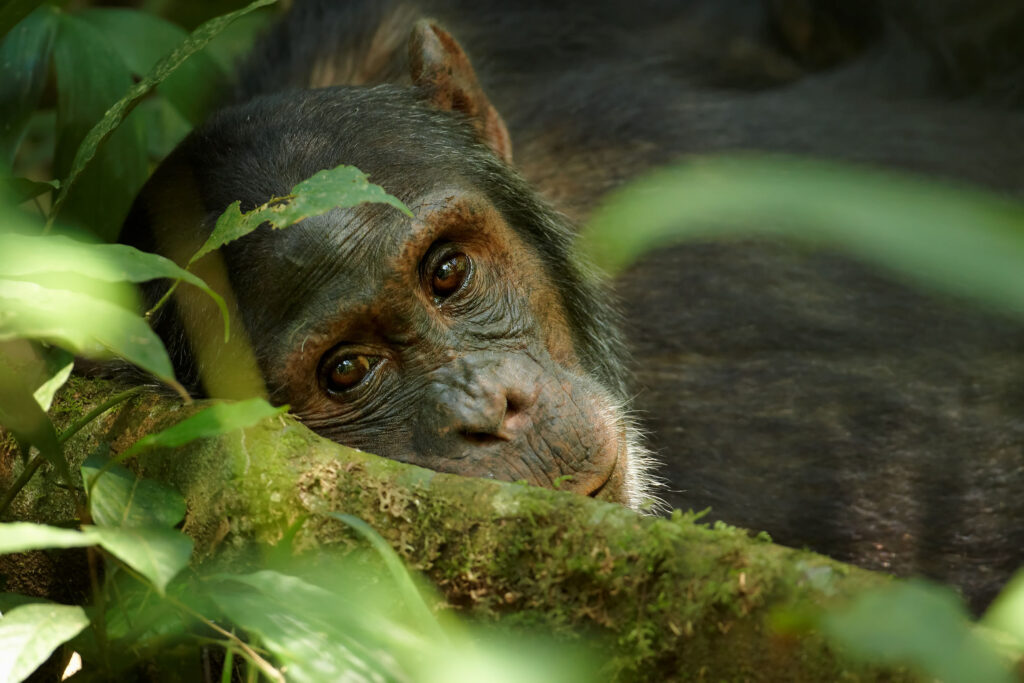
121,0,1024,611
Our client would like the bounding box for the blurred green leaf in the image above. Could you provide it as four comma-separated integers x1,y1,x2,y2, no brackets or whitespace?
83,454,187,528
0,233,229,339
822,579,1014,683
89,526,193,595
330,513,444,641
582,155,1024,315
0,523,98,554
193,165,412,264
0,0,46,40
0,177,59,204
0,6,57,163
0,603,89,683
119,398,287,459
983,570,1024,651
210,570,414,683
31,347,72,412
0,279,177,386
52,14,148,240
80,8,229,126
0,354,69,484
48,0,278,234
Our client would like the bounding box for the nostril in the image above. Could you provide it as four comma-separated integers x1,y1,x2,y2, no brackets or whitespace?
461,430,507,445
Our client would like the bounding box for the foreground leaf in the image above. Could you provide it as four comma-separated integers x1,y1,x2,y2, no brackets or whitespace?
822,580,1014,683
119,398,287,459
0,233,229,339
192,165,412,264
83,455,187,529
0,603,89,683
30,348,72,412
0,279,176,386
48,0,278,231
0,357,68,484
983,570,1024,651
582,155,1024,315
90,526,193,595
210,571,412,683
0,523,98,554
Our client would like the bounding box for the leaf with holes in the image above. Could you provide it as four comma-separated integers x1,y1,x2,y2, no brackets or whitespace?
191,165,411,264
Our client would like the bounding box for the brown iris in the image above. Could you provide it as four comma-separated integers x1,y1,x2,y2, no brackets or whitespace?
431,252,470,298
327,354,374,392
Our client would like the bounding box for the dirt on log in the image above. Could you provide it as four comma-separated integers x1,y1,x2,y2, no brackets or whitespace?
0,377,917,681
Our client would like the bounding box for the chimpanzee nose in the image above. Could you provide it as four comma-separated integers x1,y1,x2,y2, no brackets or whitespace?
423,353,540,446
458,385,536,444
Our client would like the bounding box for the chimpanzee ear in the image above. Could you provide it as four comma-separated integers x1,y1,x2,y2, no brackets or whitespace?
408,19,513,164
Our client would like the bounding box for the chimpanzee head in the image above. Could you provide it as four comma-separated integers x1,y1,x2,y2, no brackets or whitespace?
120,21,655,508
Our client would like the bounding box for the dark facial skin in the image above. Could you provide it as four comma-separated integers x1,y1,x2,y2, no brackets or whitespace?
257,192,626,496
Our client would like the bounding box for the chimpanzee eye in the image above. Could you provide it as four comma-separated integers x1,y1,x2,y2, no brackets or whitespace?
322,353,378,394
431,252,471,298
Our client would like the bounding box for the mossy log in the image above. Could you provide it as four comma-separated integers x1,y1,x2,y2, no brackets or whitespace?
1,377,913,681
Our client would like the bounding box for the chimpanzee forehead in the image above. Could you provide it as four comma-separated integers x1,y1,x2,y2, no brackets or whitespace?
226,189,491,358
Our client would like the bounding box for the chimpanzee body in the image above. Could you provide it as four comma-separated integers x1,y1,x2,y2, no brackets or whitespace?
121,0,1024,611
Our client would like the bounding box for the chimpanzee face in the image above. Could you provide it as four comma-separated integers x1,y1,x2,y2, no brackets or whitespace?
121,23,654,509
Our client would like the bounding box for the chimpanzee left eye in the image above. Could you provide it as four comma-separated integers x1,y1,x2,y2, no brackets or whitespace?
431,252,471,299
320,352,380,395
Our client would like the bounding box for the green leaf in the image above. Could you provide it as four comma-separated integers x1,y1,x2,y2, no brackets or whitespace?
0,355,69,485
0,6,57,163
192,165,412,264
0,523,98,554
822,579,1014,683
31,347,72,412
0,177,59,204
82,454,187,528
210,571,409,683
581,155,1024,315
983,570,1024,650
0,0,46,40
330,513,443,640
0,233,229,339
120,398,288,459
89,526,193,595
0,603,89,683
52,14,147,240
48,0,279,233
0,279,177,386
79,8,229,126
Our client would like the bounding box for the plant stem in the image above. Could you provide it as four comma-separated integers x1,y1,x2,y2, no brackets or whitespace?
58,386,147,445
146,280,181,320
0,454,45,518
0,386,146,518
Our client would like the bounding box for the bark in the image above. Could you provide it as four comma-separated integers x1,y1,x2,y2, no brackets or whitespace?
0,377,914,681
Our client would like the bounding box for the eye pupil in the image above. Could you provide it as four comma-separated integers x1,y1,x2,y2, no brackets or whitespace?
432,253,469,297
328,354,372,392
